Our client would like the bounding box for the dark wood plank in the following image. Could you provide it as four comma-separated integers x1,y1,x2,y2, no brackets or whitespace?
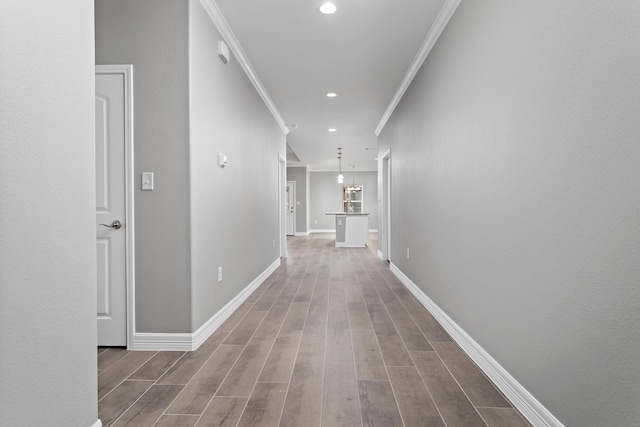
129,351,184,380
98,351,157,400
344,284,364,303
325,310,354,364
432,341,510,408
412,351,486,427
216,337,276,397
272,277,304,307
258,330,303,383
280,302,310,332
351,329,387,380
477,407,532,427
237,383,288,427
196,397,247,427
395,293,452,342
322,363,361,427
223,310,268,345
253,305,289,339
218,303,253,333
362,293,393,324
98,380,153,426
293,272,317,302
302,299,328,337
347,300,373,329
98,348,130,372
280,336,325,427
387,366,445,427
154,415,199,427
383,300,432,351
157,329,228,385
358,380,404,427
111,384,183,427
371,322,414,367
167,345,244,415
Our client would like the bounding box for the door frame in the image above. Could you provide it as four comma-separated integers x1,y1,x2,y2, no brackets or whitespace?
381,148,391,261
278,154,287,258
286,180,296,236
96,64,135,348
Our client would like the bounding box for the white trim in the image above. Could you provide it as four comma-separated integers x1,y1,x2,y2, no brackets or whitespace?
286,180,296,236
131,258,280,351
96,64,135,350
375,0,461,136
389,263,564,427
377,250,384,260
294,231,310,237
381,149,391,262
91,420,102,427
368,229,379,233
199,0,288,135
279,154,287,258
310,229,336,234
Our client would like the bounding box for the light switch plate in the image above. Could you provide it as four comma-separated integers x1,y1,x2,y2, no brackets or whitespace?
218,153,228,168
142,172,154,190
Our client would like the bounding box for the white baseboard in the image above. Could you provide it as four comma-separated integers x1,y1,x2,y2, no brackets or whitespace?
377,250,384,260
131,258,281,351
91,420,102,427
309,229,377,234
294,231,310,237
390,263,564,427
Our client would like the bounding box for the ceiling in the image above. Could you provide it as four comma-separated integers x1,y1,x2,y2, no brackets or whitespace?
215,0,448,171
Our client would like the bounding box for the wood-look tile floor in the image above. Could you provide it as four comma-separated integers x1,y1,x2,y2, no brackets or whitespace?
98,235,531,427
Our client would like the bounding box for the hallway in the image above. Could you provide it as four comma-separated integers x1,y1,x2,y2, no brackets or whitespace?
98,235,530,427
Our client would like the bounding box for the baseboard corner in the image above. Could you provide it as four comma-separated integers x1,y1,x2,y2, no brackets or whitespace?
131,258,281,352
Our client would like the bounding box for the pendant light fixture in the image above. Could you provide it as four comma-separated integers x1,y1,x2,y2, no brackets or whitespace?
337,147,344,183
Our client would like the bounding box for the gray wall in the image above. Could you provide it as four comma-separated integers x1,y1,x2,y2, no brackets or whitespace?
0,1,98,425
96,0,192,333
309,171,378,231
189,0,285,330
287,166,308,234
96,0,285,334
378,1,640,426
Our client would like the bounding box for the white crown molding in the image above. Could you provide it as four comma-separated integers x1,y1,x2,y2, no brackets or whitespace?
132,259,280,351
200,0,289,135
375,0,462,136
390,263,564,427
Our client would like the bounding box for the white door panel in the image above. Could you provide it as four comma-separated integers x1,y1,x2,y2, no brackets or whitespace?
96,72,127,346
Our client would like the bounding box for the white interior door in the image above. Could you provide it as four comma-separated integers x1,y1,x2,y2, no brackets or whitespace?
96,71,127,346
286,181,295,236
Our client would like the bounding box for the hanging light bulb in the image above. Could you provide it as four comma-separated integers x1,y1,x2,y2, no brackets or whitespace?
337,148,344,183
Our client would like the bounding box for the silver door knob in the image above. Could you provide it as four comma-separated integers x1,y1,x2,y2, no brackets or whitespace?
100,220,122,230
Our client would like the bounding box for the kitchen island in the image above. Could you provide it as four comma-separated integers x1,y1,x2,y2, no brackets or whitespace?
325,212,369,247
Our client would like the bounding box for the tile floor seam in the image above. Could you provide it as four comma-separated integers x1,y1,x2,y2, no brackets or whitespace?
354,255,407,427
229,257,310,426
98,351,158,403
275,263,319,427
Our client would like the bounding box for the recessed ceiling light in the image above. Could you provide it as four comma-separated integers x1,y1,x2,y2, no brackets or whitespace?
319,2,337,14
326,92,338,98
329,128,337,132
